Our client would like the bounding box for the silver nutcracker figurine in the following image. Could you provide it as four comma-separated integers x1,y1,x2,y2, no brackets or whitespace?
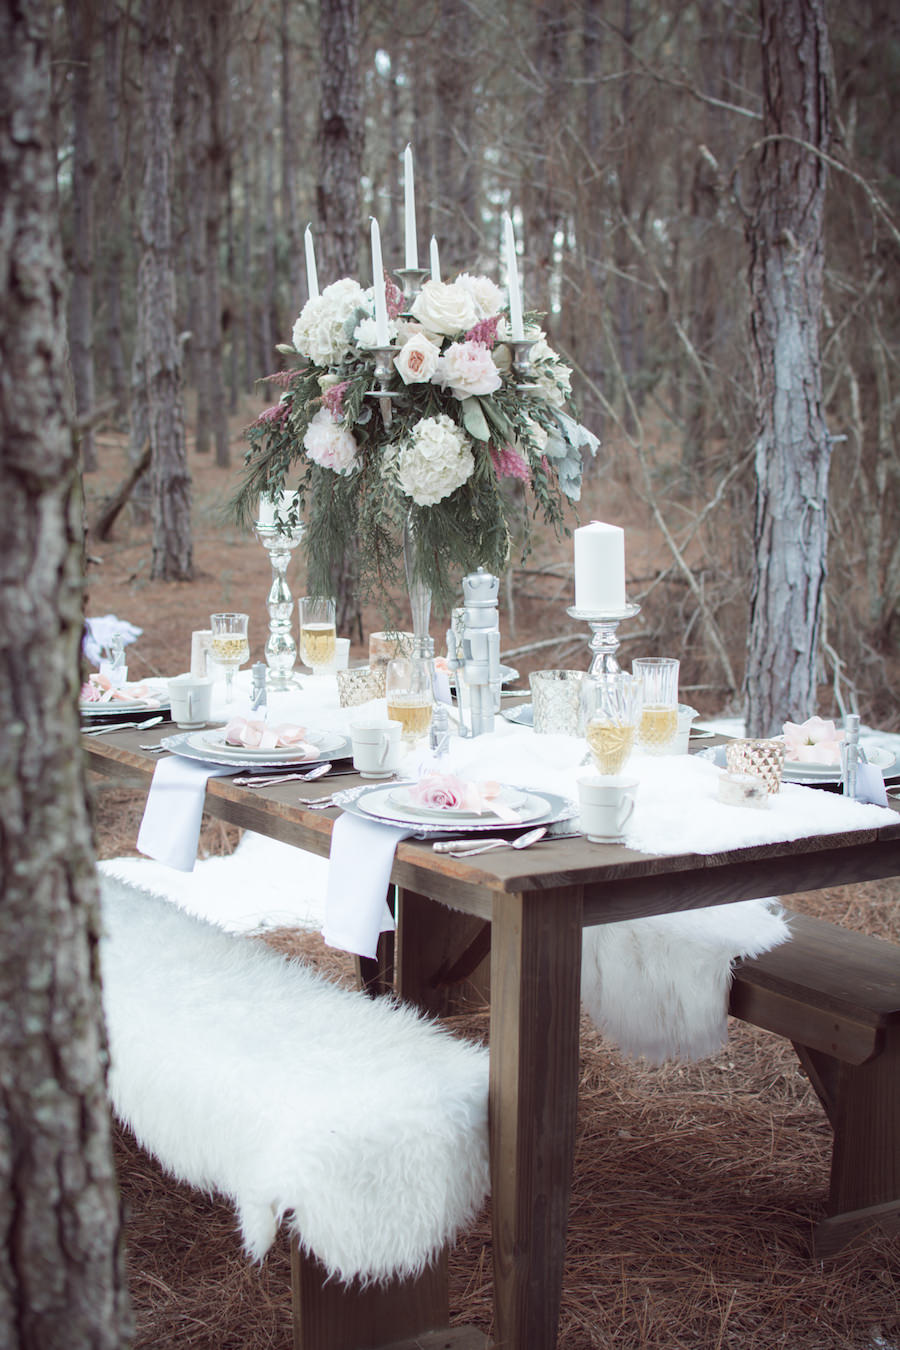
446,568,501,738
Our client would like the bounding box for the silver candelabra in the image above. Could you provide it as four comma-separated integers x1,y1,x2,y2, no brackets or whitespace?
567,602,641,677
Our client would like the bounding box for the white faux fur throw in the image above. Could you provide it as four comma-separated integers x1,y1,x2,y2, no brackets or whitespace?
581,898,791,1064
99,875,490,1284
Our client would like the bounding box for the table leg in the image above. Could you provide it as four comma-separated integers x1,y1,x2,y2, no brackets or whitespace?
489,887,584,1350
396,888,491,1017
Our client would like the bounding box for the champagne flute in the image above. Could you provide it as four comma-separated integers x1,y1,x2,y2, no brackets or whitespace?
385,653,434,745
581,671,642,774
632,657,679,754
298,596,337,675
209,612,250,704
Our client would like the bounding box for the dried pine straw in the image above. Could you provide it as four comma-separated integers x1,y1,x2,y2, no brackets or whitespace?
96,792,899,1348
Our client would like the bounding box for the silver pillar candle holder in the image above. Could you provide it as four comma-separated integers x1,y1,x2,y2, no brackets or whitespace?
567,602,641,677
365,344,402,429
255,520,305,689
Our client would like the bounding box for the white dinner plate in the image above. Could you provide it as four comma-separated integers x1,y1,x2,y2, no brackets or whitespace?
346,783,566,832
386,784,528,821
80,696,167,718
162,729,350,770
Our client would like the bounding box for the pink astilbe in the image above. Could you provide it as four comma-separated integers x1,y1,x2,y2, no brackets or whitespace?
322,380,350,418
464,315,500,347
491,444,531,482
254,401,290,427
386,275,404,321
261,369,302,387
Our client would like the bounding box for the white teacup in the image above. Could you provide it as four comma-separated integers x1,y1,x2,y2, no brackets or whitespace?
351,720,403,778
168,674,214,728
578,774,638,844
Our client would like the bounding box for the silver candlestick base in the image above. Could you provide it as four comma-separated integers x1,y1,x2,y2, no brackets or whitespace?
503,337,541,392
567,602,641,676
255,521,305,690
395,266,431,306
365,344,402,429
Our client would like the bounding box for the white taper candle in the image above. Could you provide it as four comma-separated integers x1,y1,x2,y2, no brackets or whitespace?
430,236,441,283
304,224,319,300
404,144,418,269
370,217,390,346
503,212,525,341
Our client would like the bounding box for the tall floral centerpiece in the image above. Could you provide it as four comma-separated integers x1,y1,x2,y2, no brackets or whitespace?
234,232,599,626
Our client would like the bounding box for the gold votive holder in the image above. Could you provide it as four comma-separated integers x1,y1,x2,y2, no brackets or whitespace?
725,738,785,793
369,631,415,668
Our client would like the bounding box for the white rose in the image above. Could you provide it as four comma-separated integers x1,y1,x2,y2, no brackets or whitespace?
410,280,478,339
455,272,504,319
397,414,475,506
394,332,442,385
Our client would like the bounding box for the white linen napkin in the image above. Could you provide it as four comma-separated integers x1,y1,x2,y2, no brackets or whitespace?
137,756,235,871
323,813,414,958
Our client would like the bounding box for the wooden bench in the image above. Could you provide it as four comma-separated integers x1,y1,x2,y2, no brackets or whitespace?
98,874,491,1350
728,909,900,1257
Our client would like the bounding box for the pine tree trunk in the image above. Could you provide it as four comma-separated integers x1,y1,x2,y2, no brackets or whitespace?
101,0,127,423
280,0,302,308
64,0,97,470
139,0,193,581
205,2,230,467
0,3,132,1343
745,0,832,735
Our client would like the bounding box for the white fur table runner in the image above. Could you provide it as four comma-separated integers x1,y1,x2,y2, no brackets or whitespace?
100,874,490,1284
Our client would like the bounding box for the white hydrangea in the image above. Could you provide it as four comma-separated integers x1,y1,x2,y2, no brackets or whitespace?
397,414,475,506
291,278,368,366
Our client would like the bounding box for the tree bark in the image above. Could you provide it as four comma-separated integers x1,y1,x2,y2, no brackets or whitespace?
64,0,97,470
745,0,832,735
139,0,193,581
0,2,132,1344
101,0,128,423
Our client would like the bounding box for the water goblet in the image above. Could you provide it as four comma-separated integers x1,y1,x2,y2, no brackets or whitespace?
298,596,337,675
581,671,642,774
632,657,680,754
385,653,434,746
209,612,250,704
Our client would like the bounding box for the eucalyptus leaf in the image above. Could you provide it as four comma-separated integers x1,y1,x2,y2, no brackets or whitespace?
461,397,490,442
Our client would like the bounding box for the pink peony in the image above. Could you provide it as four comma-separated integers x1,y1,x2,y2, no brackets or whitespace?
782,716,845,765
433,340,502,399
303,407,360,475
491,444,531,482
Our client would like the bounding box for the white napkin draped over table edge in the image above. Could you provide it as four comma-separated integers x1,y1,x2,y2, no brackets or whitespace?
130,673,898,1062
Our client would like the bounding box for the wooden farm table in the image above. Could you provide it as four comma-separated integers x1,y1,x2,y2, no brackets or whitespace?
85,725,900,1350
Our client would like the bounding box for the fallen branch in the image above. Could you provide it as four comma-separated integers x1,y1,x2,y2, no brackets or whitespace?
91,443,151,541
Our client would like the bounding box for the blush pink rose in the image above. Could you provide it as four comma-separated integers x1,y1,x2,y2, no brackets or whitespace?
394,332,441,385
782,716,845,764
433,341,502,399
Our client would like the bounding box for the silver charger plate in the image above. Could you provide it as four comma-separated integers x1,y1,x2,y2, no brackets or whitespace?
161,728,351,770
332,781,577,836
192,728,346,763
502,702,534,727
385,783,529,823
81,696,169,719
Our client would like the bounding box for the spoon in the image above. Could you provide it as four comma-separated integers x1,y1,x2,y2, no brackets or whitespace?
231,762,336,787
438,826,548,858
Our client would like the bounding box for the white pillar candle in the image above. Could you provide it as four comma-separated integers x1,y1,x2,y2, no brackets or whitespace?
503,211,525,341
430,235,441,283
574,521,626,611
370,217,390,345
257,493,276,527
304,224,319,300
404,144,418,269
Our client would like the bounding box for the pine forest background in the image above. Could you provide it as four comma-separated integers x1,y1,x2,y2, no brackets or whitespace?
58,0,900,725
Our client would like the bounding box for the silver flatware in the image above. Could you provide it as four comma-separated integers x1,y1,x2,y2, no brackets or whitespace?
295,794,340,809
139,742,169,752
84,715,164,736
231,762,340,787
437,826,548,858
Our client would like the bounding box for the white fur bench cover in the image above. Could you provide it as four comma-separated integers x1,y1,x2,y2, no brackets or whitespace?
99,875,490,1285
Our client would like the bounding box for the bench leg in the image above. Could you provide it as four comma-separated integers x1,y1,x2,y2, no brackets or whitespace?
291,1237,489,1350
796,1026,900,1257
